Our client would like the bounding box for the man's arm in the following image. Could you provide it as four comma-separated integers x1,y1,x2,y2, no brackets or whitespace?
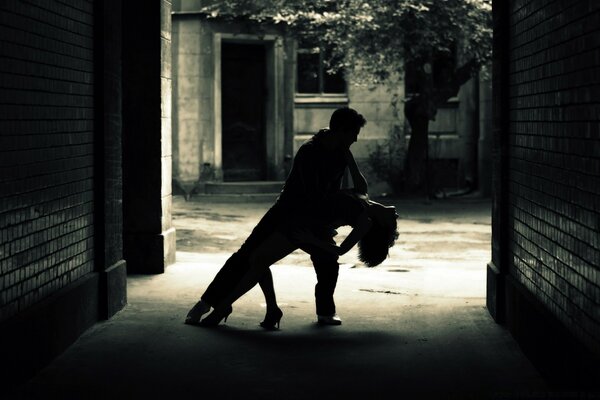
345,149,368,194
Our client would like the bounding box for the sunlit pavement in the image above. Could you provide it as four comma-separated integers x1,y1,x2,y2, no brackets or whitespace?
14,196,548,399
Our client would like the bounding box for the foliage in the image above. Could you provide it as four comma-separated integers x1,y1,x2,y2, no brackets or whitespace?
367,93,406,194
368,125,406,194
202,0,491,88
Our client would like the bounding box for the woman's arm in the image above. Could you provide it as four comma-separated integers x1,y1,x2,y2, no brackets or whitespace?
294,211,373,256
337,211,372,254
345,149,368,194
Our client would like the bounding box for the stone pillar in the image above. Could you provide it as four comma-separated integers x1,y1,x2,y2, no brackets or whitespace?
95,0,127,317
122,0,175,273
478,71,492,197
171,16,205,195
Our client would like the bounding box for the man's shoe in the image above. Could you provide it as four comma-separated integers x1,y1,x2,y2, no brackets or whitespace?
317,314,342,325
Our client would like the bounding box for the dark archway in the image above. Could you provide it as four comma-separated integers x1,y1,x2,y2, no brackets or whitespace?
122,0,176,274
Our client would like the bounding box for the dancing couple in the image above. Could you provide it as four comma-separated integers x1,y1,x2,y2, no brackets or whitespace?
185,107,399,329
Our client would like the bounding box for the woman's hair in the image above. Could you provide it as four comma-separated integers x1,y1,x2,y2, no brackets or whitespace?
357,216,399,267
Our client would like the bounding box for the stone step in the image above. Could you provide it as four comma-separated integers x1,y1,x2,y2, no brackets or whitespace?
190,193,279,203
204,181,284,195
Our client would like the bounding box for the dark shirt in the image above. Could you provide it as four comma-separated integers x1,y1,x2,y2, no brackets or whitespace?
324,189,369,229
277,129,347,222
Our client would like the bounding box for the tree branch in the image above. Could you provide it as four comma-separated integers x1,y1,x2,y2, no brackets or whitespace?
434,58,480,104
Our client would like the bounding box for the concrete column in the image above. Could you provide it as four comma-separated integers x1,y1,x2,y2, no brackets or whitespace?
95,0,127,316
283,36,296,178
171,16,205,195
457,76,479,190
478,71,492,197
122,0,175,273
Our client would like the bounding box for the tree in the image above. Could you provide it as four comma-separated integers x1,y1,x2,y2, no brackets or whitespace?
202,0,492,193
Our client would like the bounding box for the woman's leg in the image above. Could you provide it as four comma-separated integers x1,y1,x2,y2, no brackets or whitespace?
258,269,279,312
200,205,282,307
211,232,297,317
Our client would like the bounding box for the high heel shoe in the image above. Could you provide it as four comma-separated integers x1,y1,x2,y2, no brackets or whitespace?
260,307,283,330
185,300,211,325
199,305,233,327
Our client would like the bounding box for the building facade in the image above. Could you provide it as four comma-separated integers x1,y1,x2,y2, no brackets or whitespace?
171,1,490,196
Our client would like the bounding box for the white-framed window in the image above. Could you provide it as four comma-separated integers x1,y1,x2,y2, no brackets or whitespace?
296,44,346,95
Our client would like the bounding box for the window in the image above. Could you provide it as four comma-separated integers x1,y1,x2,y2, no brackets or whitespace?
297,45,346,95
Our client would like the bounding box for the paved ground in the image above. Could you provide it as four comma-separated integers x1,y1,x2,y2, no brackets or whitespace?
13,195,550,399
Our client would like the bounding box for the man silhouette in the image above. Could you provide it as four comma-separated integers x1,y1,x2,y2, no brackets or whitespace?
190,107,368,325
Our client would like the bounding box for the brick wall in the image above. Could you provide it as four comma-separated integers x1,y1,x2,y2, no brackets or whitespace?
507,0,600,353
99,0,123,271
0,0,96,323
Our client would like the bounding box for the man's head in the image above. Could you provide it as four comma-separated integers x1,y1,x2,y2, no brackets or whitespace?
329,107,366,148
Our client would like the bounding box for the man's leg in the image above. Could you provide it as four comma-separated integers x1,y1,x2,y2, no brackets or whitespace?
309,236,340,321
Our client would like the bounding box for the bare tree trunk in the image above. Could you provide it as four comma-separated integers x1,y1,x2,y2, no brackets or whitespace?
402,57,479,195
457,76,479,191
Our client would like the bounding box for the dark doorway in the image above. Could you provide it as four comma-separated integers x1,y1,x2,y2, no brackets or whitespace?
221,42,267,181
